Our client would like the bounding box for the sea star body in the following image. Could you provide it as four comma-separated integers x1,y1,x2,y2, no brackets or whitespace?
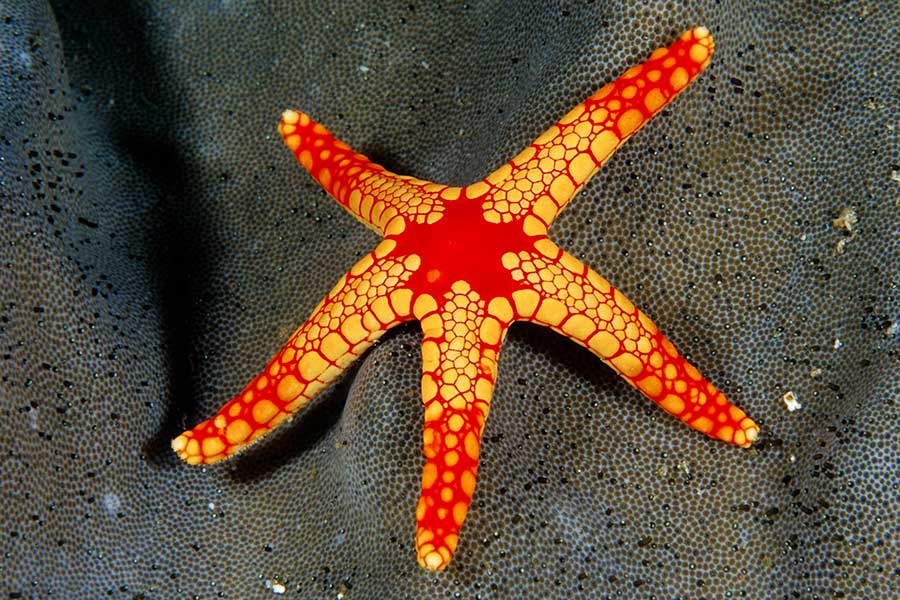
173,27,758,570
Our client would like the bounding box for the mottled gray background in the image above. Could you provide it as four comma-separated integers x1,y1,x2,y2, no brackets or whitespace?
2,1,898,598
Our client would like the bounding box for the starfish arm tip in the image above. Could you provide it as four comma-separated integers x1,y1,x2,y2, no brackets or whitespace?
281,108,301,124
692,25,711,41
417,549,451,571
171,428,227,466
741,420,760,447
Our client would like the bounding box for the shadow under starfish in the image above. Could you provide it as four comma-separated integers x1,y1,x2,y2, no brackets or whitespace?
172,26,758,571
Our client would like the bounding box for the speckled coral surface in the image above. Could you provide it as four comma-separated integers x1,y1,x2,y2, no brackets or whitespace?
1,1,898,598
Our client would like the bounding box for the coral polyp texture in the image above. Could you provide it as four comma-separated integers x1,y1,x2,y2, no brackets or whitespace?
172,27,758,570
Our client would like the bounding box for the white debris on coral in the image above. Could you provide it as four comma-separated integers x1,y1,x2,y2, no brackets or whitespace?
781,390,802,412
265,579,286,595
832,206,858,232
831,207,858,253
102,492,121,515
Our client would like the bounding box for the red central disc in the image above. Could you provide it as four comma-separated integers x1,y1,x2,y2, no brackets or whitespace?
393,195,536,299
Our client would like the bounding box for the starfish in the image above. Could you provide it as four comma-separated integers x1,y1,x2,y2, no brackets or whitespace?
172,27,758,570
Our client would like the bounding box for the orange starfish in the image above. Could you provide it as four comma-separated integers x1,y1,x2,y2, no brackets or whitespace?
172,27,758,570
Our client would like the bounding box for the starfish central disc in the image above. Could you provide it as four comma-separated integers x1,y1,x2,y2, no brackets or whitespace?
172,27,758,572
396,195,538,299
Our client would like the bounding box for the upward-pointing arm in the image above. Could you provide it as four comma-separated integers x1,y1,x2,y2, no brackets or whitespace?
474,27,715,228
278,110,463,235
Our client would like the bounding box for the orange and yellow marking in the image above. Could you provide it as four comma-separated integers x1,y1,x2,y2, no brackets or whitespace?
174,27,757,571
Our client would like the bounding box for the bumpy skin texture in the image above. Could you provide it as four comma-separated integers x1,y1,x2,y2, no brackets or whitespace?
2,1,898,598
172,28,758,570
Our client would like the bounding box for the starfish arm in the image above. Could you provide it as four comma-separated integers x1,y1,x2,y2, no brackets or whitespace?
171,240,420,464
474,27,714,227
278,110,462,235
411,283,512,570
503,239,759,447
